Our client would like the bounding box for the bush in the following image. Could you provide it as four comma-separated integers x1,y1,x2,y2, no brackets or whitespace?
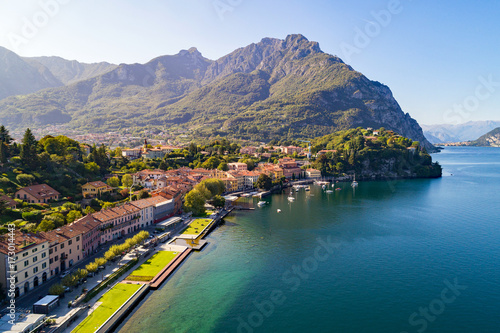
16,174,36,187
21,210,43,223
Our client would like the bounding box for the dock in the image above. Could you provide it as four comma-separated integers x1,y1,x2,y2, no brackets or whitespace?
149,248,193,289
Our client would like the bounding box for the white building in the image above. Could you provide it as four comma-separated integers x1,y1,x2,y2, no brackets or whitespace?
0,233,50,298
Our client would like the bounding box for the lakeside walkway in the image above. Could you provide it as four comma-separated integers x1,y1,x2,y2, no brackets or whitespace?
59,208,233,332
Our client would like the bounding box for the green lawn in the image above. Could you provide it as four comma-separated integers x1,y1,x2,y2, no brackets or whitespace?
181,218,212,236
72,283,141,333
127,251,178,281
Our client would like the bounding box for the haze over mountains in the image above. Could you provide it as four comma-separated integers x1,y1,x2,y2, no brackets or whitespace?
421,121,500,143
0,34,434,149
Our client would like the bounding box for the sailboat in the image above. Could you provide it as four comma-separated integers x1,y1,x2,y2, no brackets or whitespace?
351,174,358,187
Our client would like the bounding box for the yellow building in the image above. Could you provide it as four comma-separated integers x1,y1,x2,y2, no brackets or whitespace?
82,181,113,198
220,178,238,192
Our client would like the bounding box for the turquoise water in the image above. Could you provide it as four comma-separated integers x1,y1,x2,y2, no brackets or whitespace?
119,147,500,333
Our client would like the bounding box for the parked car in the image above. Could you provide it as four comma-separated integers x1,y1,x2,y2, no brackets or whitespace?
60,271,71,278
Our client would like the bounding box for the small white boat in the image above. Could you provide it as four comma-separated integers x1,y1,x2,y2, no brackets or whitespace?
257,201,266,207
326,190,333,193
351,181,358,187
287,196,295,202
322,184,326,190
277,209,282,213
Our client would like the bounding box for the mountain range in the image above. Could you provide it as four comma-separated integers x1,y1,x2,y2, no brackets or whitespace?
421,121,500,143
0,34,434,150
470,127,500,147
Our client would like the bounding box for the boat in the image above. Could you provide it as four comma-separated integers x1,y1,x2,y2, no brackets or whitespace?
335,188,342,191
257,201,266,207
305,186,310,191
322,184,326,190
351,175,358,187
287,189,295,202
326,190,333,193
277,209,282,213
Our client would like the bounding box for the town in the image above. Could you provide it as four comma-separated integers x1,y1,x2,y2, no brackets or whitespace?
0,125,439,332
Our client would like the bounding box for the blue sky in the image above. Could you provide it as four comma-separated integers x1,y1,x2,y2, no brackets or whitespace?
0,0,499,125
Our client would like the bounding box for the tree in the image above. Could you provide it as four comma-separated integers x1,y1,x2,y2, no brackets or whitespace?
20,128,39,169
242,159,255,171
138,189,150,199
199,179,225,197
84,162,100,174
48,283,65,295
0,143,7,164
194,183,212,200
16,174,35,187
255,174,273,190
49,213,65,226
212,195,226,208
201,156,220,169
61,275,77,288
74,268,88,280
121,174,133,188
0,125,12,145
94,257,107,267
0,198,8,215
83,206,95,215
66,210,83,223
37,218,55,232
107,176,120,188
85,262,98,273
120,188,130,198
183,189,206,216
217,162,229,171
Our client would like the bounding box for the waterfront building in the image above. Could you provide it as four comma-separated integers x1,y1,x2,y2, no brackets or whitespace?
70,215,102,258
41,225,84,277
0,233,50,297
93,203,141,243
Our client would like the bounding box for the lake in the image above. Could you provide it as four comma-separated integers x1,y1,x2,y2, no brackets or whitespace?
119,147,500,333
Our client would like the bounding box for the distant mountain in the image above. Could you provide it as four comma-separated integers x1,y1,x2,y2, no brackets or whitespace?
470,127,500,147
0,34,434,150
422,121,500,143
0,46,62,100
23,56,117,85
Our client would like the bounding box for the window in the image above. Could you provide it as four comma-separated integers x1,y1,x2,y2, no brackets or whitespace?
42,263,46,269
69,249,72,254
60,244,64,249
55,256,58,262
68,240,72,245
76,236,80,241
23,252,28,257
32,248,38,253
41,252,46,258
24,260,28,267
49,249,53,255
33,256,37,263
49,259,53,264
15,276,18,283
77,245,79,250
25,272,28,278
33,266,38,274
